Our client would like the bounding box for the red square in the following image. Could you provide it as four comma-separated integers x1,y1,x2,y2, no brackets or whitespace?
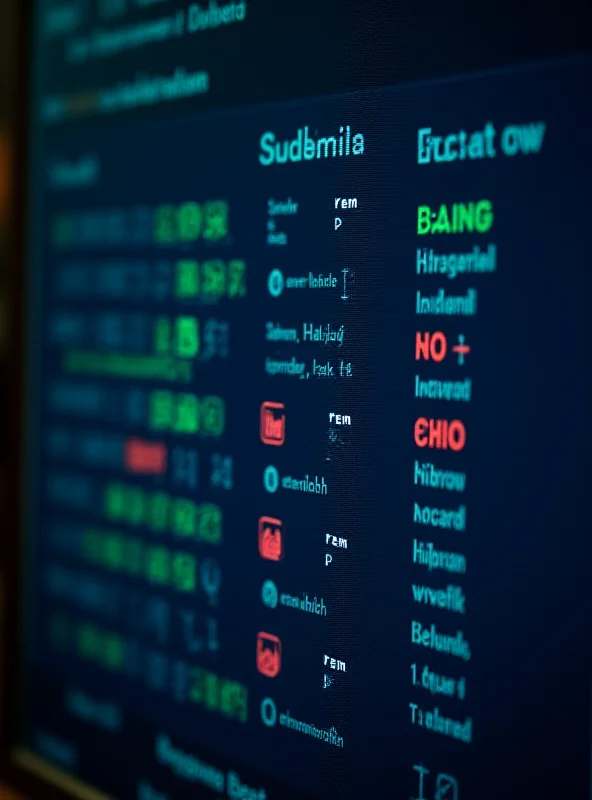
260,401,285,446
258,517,284,561
257,632,282,678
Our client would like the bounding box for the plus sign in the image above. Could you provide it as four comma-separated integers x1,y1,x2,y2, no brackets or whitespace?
452,334,471,365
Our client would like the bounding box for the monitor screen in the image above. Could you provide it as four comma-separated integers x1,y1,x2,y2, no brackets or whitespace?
6,1,592,798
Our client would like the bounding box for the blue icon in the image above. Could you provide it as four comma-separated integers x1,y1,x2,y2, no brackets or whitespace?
260,697,277,727
263,465,279,493
261,580,278,608
268,269,284,298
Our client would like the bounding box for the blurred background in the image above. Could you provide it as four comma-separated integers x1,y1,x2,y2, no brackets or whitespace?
1,2,16,796
0,0,15,527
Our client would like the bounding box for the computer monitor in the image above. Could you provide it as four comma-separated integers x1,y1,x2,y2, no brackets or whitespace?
2,1,592,798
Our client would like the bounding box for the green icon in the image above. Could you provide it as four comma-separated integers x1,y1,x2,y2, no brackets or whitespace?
149,492,170,532
228,260,247,297
150,390,174,430
260,697,277,727
105,482,125,520
263,465,279,493
202,259,226,297
203,200,229,241
172,552,197,593
175,317,199,358
154,317,172,355
220,679,248,723
175,393,199,433
105,534,124,571
201,395,225,436
178,202,202,241
262,580,278,608
104,634,125,672
146,546,171,585
268,269,284,298
176,260,200,298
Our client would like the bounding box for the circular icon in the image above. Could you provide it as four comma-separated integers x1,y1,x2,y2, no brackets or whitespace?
260,697,277,727
263,465,279,493
267,269,284,298
261,580,278,609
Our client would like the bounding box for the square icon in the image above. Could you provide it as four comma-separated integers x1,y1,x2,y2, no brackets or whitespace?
258,517,284,561
257,632,282,678
260,402,285,446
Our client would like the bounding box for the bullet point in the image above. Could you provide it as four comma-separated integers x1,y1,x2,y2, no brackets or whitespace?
263,465,280,493
268,269,284,297
261,580,278,608
261,697,277,727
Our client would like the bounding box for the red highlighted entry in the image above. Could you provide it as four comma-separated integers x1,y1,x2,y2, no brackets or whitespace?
260,401,285,446
257,632,282,678
125,437,167,474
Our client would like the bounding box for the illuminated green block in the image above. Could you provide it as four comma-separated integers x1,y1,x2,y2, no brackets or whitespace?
228,260,247,297
83,530,103,563
105,483,126,520
202,260,226,297
146,546,171,585
154,317,172,356
220,680,248,723
150,390,174,430
174,393,199,433
175,317,199,358
172,552,197,592
202,201,229,241
201,396,225,437
78,623,100,660
104,634,125,672
149,492,170,533
178,202,202,241
189,667,207,704
105,534,124,571
176,260,200,298
154,205,177,244
172,499,197,538
203,671,221,711
127,486,145,526
124,538,144,575
198,504,222,544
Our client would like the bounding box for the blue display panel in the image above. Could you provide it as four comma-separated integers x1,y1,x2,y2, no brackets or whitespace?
16,2,592,799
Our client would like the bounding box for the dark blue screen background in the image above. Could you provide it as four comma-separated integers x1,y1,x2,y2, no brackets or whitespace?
14,2,592,798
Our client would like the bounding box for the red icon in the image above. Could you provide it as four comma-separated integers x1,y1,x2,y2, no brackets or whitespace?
124,438,167,474
257,632,282,677
260,401,285,446
259,517,284,561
